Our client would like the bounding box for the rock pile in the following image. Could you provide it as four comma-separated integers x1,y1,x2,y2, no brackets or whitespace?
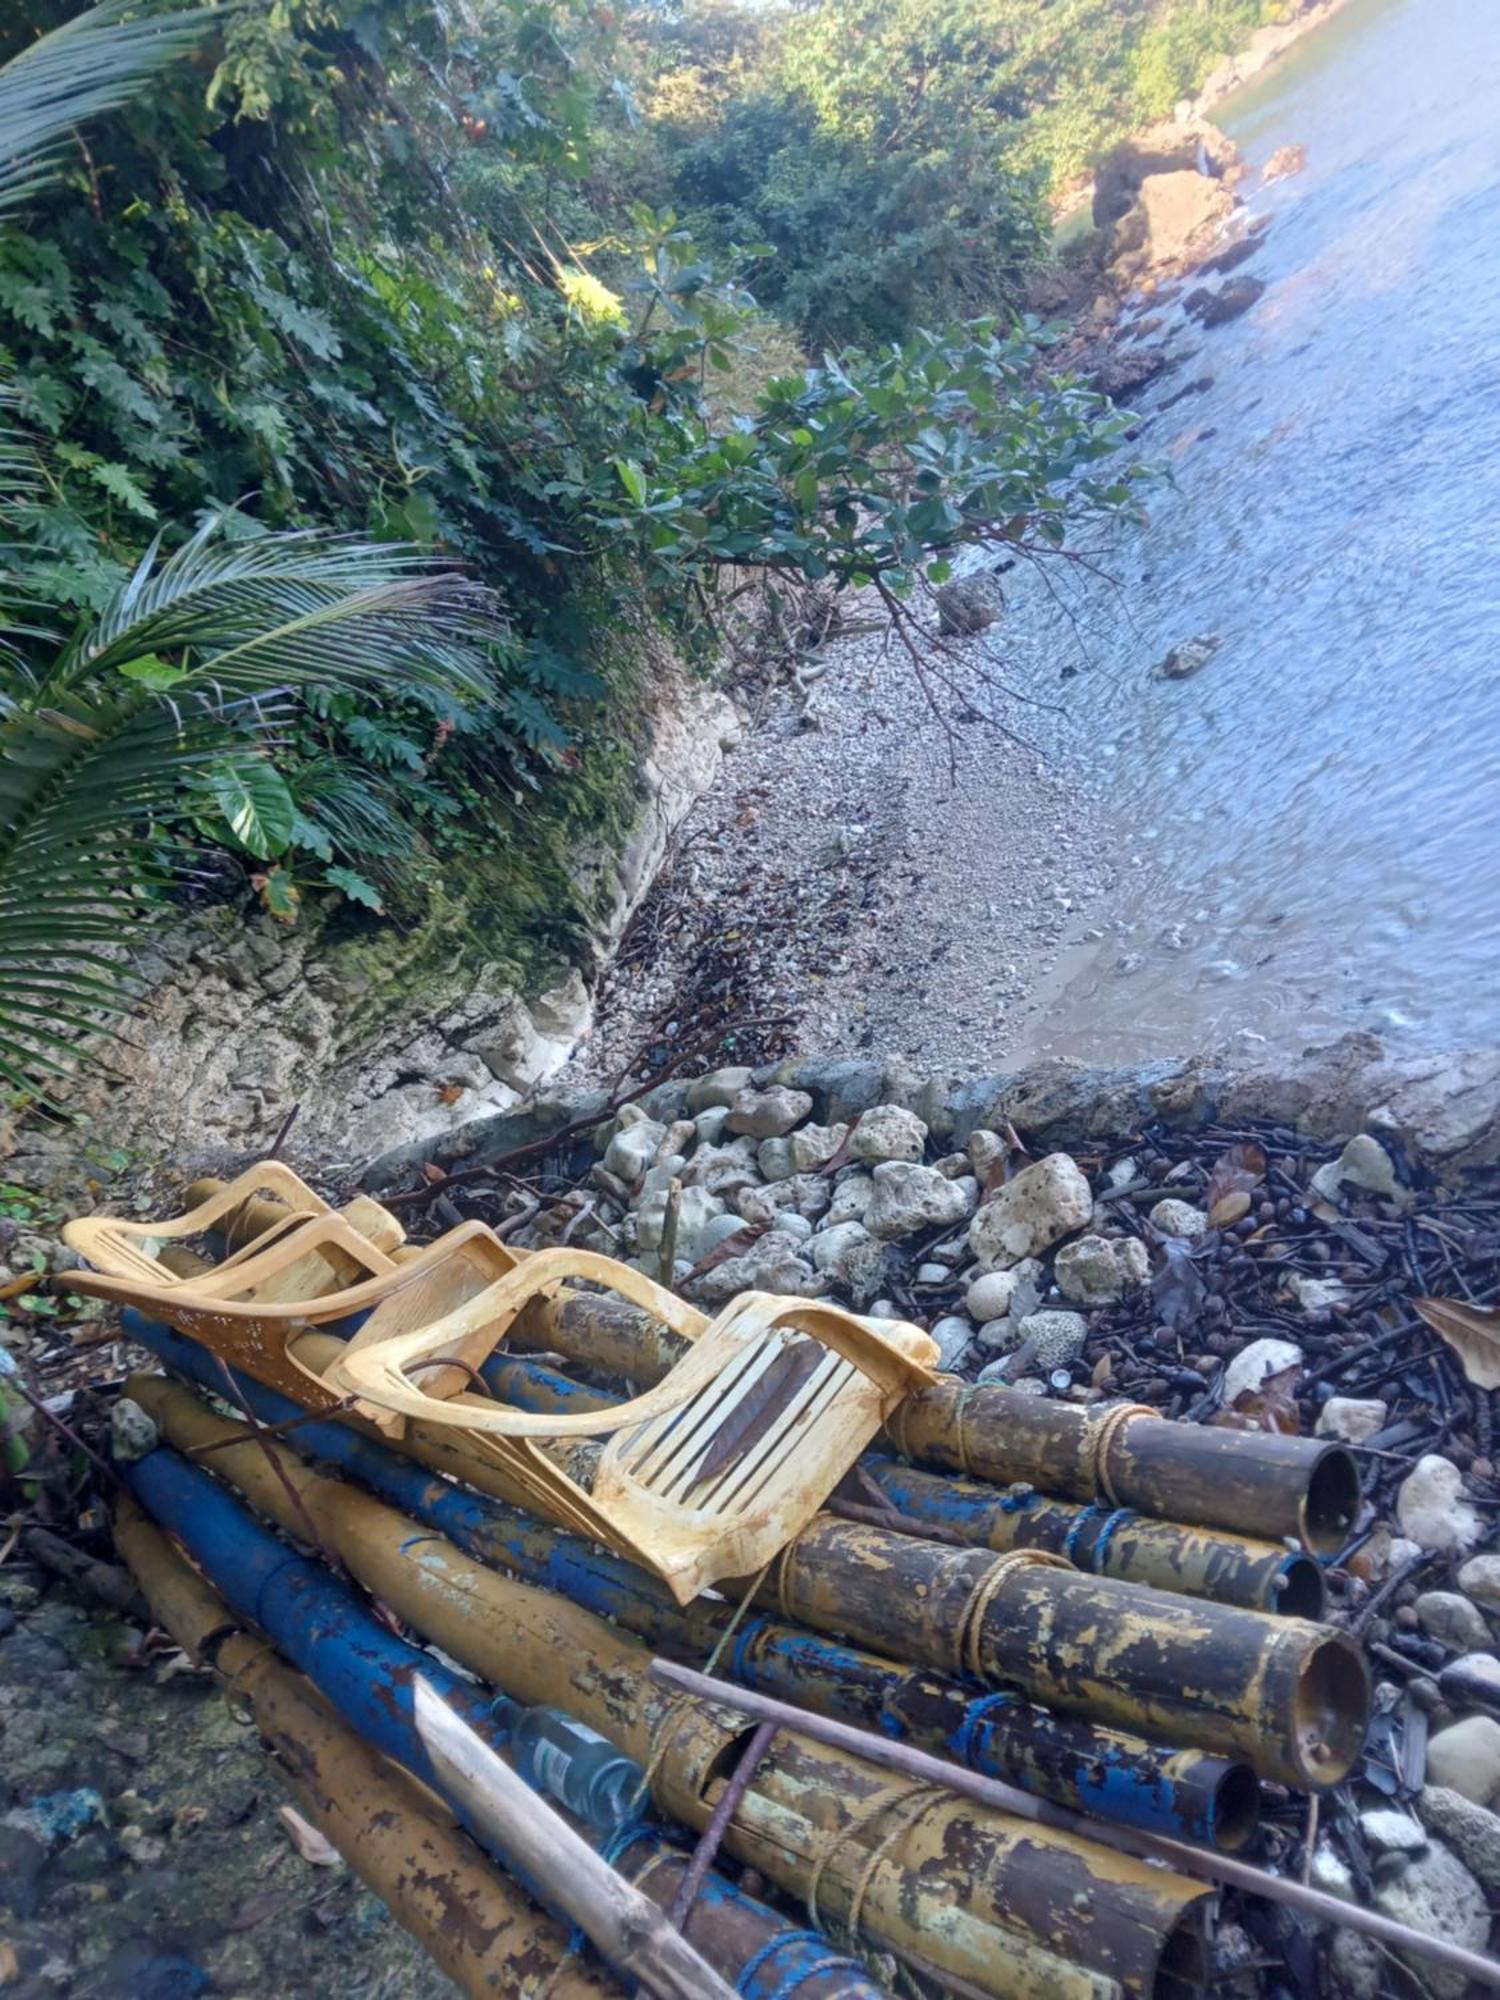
417,1062,1500,1996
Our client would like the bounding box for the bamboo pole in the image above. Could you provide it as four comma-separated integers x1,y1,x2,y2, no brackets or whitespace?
112,1498,615,2000
412,1677,737,2000
128,1377,1209,2000
652,1661,1500,1998
126,1317,1368,1789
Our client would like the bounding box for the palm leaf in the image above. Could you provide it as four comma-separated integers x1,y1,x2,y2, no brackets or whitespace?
0,522,505,1098
0,0,212,219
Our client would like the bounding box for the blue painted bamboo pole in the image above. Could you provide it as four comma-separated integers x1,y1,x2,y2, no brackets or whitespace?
121,1433,876,2000
124,1313,1258,1849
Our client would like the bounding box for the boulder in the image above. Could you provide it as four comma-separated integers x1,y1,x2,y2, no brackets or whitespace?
826,1173,877,1225
810,1221,872,1274
849,1103,928,1165
969,1154,1093,1268
1398,1456,1481,1553
1418,1786,1500,1896
928,1316,975,1371
1183,276,1266,326
965,1261,1041,1322
685,1066,753,1113
1132,170,1238,265
726,1086,813,1139
1425,1716,1500,1805
1092,120,1240,230
1014,1309,1089,1372
1149,1197,1208,1239
1415,1592,1493,1655
935,575,1002,637
603,1114,667,1184
1262,142,1307,185
636,1184,725,1264
1054,1233,1149,1303
737,1175,831,1227
759,1122,847,1181
1316,1396,1388,1444
866,1162,977,1241
1374,1840,1490,1999
110,1398,159,1464
1156,634,1221,680
680,1138,761,1198
1460,1553,1500,1613
692,1241,824,1306
1358,1808,1427,1854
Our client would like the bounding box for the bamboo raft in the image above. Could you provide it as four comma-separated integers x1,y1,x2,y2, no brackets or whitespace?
63,1161,1480,1999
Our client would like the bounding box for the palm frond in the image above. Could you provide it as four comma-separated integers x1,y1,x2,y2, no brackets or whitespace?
0,523,506,1099
0,0,212,219
52,519,501,705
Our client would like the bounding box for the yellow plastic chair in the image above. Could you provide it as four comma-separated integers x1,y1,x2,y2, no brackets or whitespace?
327,1247,938,1603
62,1162,404,1303
67,1207,524,1419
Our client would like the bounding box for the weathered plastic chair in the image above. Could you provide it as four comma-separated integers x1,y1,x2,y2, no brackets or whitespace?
327,1247,938,1603
67,1207,524,1419
62,1162,405,1303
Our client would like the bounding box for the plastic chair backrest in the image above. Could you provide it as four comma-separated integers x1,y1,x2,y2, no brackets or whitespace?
328,1247,938,1602
68,1217,523,1418
62,1163,405,1303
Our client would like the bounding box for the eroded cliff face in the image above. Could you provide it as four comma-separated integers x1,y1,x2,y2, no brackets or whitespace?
11,680,740,1193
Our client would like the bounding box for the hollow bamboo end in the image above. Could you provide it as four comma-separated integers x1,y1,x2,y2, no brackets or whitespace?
1272,1552,1327,1621
1208,1762,1262,1853
1289,1629,1371,1787
1153,1909,1209,2000
1299,1444,1361,1556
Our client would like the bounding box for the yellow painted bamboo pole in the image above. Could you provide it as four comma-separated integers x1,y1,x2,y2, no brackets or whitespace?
131,1373,1209,2000
113,1496,615,2000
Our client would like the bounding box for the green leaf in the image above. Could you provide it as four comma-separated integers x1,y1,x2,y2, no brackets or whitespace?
207,759,297,861
86,459,157,521
324,865,384,912
614,458,648,506
256,866,301,922
115,653,188,690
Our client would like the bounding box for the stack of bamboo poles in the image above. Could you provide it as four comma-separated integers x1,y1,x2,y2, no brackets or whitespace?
105,1250,1398,2000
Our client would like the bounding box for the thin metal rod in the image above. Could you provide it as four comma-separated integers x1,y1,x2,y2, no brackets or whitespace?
667,1721,777,1929
414,1676,737,2000
649,1661,1500,1994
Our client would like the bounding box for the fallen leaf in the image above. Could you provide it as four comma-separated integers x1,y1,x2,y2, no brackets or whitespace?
685,1223,766,1280
227,1888,294,1933
1212,1363,1303,1435
278,1804,342,1868
1206,1141,1267,1212
420,1162,447,1186
1151,1236,1205,1330
436,1083,464,1107
1414,1296,1500,1390
1208,1190,1252,1231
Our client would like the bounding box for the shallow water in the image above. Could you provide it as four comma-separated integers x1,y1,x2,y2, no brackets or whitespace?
1000,0,1500,1067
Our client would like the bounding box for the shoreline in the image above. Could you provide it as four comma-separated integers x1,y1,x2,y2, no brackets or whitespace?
576,604,1125,1086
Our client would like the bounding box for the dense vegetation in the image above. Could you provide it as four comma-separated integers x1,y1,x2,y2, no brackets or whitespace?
639,0,1277,345
0,0,1278,1093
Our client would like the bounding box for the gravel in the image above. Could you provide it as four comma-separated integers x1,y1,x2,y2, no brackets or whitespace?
577,599,1120,1083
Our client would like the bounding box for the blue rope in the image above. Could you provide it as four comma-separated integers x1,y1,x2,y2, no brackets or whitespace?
1092,1508,1137,1574
1063,1503,1106,1566
729,1616,773,1686
951,1688,1018,1766
735,1930,862,1996
762,1953,868,2000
